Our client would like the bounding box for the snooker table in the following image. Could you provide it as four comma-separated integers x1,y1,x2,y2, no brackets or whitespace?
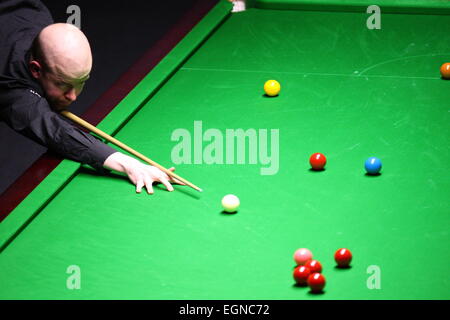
1,0,449,300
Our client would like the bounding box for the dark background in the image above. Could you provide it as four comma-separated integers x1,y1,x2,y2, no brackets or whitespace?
0,0,212,195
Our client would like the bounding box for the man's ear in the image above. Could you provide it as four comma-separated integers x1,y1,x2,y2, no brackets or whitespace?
29,60,42,79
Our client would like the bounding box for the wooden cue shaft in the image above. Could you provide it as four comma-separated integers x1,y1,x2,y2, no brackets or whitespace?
60,110,202,192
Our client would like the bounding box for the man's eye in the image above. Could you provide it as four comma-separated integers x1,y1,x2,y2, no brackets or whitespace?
58,82,71,89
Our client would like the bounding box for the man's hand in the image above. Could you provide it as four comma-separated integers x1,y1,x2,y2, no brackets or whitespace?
103,152,183,194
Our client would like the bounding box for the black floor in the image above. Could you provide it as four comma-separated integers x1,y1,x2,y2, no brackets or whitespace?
0,0,205,195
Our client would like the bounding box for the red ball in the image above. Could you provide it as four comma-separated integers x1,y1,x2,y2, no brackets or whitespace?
334,248,352,268
307,273,326,293
309,153,326,170
305,260,322,273
293,266,311,286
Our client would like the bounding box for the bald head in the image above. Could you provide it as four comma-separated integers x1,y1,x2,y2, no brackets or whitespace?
33,23,92,80
30,23,92,110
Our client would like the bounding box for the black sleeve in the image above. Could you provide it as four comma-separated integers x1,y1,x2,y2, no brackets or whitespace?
0,88,117,171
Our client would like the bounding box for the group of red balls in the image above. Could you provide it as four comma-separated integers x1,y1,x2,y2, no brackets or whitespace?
292,248,352,293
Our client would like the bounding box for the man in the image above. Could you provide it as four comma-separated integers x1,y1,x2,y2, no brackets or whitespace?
0,0,181,194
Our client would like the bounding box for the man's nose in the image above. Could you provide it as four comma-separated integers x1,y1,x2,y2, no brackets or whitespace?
65,88,77,102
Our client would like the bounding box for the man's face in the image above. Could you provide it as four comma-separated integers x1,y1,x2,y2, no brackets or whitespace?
38,68,89,111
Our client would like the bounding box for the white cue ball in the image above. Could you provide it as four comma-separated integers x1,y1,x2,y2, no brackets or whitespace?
221,194,240,213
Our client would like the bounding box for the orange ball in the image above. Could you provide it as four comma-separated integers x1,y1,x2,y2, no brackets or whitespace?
440,63,450,79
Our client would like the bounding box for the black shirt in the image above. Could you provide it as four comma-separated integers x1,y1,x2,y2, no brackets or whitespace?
0,0,116,171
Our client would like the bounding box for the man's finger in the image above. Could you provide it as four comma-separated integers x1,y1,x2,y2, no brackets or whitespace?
172,177,185,185
165,167,175,179
159,177,174,192
136,179,144,193
166,167,185,185
144,177,154,195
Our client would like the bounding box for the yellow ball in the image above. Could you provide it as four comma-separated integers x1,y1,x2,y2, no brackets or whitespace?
264,80,281,96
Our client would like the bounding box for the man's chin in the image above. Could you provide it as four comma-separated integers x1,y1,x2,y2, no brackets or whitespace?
52,102,71,111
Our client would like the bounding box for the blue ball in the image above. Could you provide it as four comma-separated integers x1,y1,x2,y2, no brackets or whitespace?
365,157,382,175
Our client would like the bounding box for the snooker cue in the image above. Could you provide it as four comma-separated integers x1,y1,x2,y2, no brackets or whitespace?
60,110,203,192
